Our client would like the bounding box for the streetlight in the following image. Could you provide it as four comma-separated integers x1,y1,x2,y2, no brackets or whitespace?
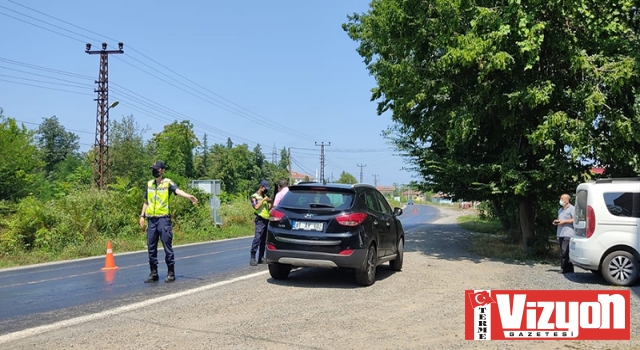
108,101,119,110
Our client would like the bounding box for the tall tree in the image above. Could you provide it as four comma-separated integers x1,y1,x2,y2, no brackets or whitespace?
278,146,289,170
336,171,358,184
345,0,640,252
36,116,79,174
149,120,200,179
110,114,151,184
0,111,42,200
196,133,210,179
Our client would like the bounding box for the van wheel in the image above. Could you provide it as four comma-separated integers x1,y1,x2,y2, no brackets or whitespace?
355,244,377,286
390,237,404,271
268,263,292,280
602,251,639,286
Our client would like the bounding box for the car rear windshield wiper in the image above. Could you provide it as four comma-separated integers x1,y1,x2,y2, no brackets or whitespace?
309,203,334,208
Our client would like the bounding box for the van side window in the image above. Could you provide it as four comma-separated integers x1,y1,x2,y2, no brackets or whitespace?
575,189,588,222
603,192,640,218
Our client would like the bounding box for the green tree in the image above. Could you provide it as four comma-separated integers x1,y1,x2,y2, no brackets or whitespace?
278,147,289,170
336,171,358,184
0,111,42,200
110,114,152,185
36,116,79,175
345,0,640,252
195,133,210,179
149,120,200,179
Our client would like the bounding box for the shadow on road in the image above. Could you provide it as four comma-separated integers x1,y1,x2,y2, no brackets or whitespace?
266,265,397,289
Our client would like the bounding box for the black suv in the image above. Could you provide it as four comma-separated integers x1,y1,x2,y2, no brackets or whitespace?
265,182,405,286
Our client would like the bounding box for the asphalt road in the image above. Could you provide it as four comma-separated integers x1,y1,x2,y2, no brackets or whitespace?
0,204,440,336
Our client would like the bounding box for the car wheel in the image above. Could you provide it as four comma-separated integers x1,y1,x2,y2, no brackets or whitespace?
355,244,377,286
602,251,639,286
268,263,292,280
390,237,404,272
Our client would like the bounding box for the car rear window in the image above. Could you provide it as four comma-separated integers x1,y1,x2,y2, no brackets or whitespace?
603,192,640,218
280,189,353,210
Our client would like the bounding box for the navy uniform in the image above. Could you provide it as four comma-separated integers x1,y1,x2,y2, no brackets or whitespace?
141,161,179,283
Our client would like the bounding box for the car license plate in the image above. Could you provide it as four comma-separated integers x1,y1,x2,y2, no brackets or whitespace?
570,241,575,250
292,221,323,231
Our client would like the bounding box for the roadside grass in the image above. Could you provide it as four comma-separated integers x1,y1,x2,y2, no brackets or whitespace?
0,197,255,269
458,214,560,264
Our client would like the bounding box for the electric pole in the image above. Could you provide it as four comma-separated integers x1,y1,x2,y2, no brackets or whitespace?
86,42,123,190
357,164,367,183
315,141,330,184
287,147,292,185
373,174,379,187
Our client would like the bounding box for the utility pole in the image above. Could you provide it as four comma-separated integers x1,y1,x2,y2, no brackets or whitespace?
357,164,367,183
373,174,379,187
86,42,123,190
315,141,330,184
287,147,292,185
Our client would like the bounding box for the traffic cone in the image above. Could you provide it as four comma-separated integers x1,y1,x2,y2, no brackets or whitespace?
101,240,119,270
413,208,417,214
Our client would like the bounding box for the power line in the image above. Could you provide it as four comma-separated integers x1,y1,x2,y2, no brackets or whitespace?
0,78,93,96
2,2,316,141
0,73,93,89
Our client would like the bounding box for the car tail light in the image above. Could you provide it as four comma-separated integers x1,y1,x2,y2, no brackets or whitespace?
269,209,285,222
336,212,368,226
339,249,354,256
586,205,596,238
267,243,276,250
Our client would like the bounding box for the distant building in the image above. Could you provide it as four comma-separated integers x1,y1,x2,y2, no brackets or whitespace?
403,190,425,202
431,192,452,204
290,170,315,184
376,186,395,196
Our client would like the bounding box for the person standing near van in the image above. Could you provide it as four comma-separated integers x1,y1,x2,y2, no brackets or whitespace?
273,178,289,207
553,193,575,273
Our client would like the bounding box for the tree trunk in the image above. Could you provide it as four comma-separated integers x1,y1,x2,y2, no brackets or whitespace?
491,198,511,233
519,197,536,254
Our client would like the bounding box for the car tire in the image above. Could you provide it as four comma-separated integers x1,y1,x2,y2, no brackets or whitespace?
268,263,292,280
602,251,639,286
355,244,377,286
390,237,404,272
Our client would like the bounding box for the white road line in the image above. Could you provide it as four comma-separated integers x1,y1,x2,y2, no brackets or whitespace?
0,269,270,345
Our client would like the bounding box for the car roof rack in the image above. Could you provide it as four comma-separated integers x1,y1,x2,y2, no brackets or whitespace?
595,177,640,184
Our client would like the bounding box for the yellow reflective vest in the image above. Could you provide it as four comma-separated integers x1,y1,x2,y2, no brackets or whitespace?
146,179,173,217
252,192,270,220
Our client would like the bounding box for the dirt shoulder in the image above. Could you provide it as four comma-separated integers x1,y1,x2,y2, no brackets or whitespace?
4,207,638,350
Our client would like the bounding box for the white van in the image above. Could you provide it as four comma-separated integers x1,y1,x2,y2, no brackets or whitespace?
569,178,640,286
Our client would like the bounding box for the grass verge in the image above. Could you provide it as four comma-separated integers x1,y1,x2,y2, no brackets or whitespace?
458,214,559,264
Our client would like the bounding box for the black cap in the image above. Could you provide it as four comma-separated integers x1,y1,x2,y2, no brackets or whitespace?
150,160,166,169
260,179,270,190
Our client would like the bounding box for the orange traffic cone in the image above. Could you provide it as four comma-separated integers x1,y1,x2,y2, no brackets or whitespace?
413,208,417,214
101,240,119,270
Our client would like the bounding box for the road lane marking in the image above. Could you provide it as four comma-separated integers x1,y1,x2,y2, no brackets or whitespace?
0,269,270,345
0,236,253,273
0,246,247,289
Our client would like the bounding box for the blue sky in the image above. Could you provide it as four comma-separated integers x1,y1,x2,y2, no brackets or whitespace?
0,0,417,187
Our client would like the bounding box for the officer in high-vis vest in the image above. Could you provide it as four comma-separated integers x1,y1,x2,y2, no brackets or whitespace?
139,161,198,283
250,179,272,266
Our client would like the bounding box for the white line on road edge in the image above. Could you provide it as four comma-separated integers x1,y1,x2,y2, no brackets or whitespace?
0,269,270,345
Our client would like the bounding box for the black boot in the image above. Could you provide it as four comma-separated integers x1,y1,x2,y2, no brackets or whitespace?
165,265,175,283
144,264,159,283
